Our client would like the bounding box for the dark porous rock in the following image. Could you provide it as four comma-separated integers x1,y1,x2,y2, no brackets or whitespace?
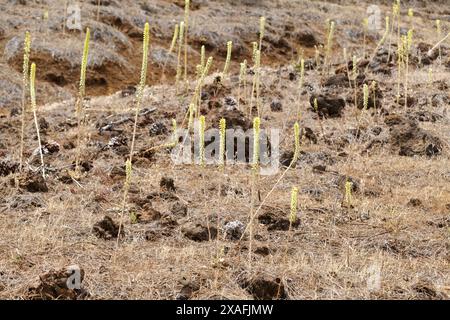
310,95,346,118
240,275,287,300
270,100,283,112
92,216,124,240
182,222,217,242
160,177,176,192
385,115,443,157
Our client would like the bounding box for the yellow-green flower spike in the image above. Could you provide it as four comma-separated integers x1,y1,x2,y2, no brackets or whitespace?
125,159,132,189
179,20,185,49
176,21,185,85
407,29,413,50
223,41,233,76
345,179,353,206
408,8,413,17
196,64,202,79
393,2,399,16
326,21,335,57
200,45,205,69
219,118,226,168
198,115,206,166
188,103,195,132
363,84,369,110
137,23,150,100
239,60,247,83
292,122,300,165
289,186,298,224
201,56,213,81
79,28,90,98
259,16,266,46
171,119,178,146
252,117,261,170
169,24,179,53
22,31,31,91
252,42,258,62
313,97,318,112
183,0,190,81
299,58,305,90
255,49,261,69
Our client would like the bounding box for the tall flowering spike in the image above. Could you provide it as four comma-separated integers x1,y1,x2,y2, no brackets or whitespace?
200,45,205,69
137,23,150,99
325,21,335,59
292,122,300,165
219,118,226,168
239,60,247,83
259,16,266,47
363,84,369,110
170,119,178,146
198,115,206,166
222,41,233,76
299,58,305,89
252,117,261,170
125,159,132,189
184,0,190,33
345,179,353,206
183,0,190,81
30,63,37,112
252,42,258,62
176,21,185,85
79,28,90,98
289,186,299,224
255,50,261,69
196,64,202,79
169,24,179,53
20,31,32,170
408,8,413,17
178,21,185,49
202,56,213,79
313,97,318,112
184,0,190,29
407,29,413,50
22,31,31,91
393,2,399,16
